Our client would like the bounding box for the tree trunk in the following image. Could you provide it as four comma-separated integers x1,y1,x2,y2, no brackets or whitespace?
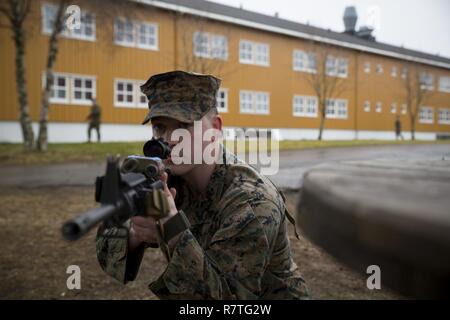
37,1,66,151
318,104,325,141
13,17,34,150
410,115,416,141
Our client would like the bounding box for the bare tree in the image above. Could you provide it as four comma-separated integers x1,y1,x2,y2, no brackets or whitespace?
401,63,433,140
37,0,129,151
0,0,34,150
300,42,349,140
37,0,69,151
176,14,231,78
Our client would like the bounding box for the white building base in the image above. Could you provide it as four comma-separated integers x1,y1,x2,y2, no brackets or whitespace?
224,127,438,141
0,121,441,143
0,121,153,143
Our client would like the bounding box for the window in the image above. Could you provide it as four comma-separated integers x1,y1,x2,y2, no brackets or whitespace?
401,104,407,115
439,76,450,93
438,108,450,124
43,72,96,105
293,50,316,73
239,91,270,114
239,40,269,66
193,32,228,60
364,62,370,73
364,101,370,112
401,67,408,79
216,89,228,112
391,66,397,77
72,76,95,104
326,56,348,77
47,74,69,103
419,106,434,124
391,103,397,114
375,102,382,113
114,18,158,50
325,99,348,119
293,95,317,117
114,79,147,108
42,3,96,41
420,72,434,90
115,18,134,45
138,22,158,49
376,63,383,74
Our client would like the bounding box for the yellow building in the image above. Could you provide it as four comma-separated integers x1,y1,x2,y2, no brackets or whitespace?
1,0,449,142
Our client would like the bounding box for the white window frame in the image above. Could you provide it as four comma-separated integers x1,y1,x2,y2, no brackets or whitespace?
239,90,270,115
42,73,70,104
43,72,96,105
293,95,318,117
239,40,270,67
401,104,407,115
114,79,147,109
376,63,383,74
193,31,228,60
216,88,229,113
401,67,408,79
325,98,348,119
438,108,450,125
293,50,316,73
419,106,434,124
438,76,450,93
326,56,348,78
363,100,371,112
391,103,397,114
420,72,434,91
114,17,158,51
375,102,382,113
137,22,159,50
71,75,97,105
391,66,397,77
364,62,371,73
114,17,135,46
41,3,96,42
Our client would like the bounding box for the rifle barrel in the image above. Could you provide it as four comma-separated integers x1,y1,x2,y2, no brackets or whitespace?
61,204,117,241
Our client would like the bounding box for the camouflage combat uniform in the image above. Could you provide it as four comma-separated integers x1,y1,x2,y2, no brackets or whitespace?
87,102,101,142
96,145,309,299
96,70,309,299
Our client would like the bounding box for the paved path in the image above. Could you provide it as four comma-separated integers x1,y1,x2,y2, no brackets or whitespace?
1,144,449,189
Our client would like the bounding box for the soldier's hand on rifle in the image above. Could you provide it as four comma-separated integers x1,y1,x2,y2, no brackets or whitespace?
128,172,178,251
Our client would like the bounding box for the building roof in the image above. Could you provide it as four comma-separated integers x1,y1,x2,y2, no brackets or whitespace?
135,0,450,70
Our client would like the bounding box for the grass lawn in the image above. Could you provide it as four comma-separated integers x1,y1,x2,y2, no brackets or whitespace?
1,139,449,165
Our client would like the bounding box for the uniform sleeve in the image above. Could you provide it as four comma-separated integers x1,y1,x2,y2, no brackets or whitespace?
148,199,282,299
95,220,146,284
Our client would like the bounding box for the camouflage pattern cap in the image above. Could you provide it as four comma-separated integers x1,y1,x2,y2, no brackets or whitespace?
140,70,221,125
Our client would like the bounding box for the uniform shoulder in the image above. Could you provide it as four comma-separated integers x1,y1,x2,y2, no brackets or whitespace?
219,160,285,219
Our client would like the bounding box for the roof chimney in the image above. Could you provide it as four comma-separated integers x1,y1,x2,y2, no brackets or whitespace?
343,6,357,33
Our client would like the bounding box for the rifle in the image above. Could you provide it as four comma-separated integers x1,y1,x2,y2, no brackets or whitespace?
61,138,171,242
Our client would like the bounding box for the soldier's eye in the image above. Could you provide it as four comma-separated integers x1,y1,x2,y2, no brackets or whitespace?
152,124,165,135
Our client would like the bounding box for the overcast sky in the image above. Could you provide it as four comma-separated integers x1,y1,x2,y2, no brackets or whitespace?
209,0,450,58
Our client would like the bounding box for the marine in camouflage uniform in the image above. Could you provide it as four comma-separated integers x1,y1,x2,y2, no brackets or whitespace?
96,71,309,299
87,98,101,143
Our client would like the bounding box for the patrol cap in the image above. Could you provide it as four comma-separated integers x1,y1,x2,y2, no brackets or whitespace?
140,70,221,125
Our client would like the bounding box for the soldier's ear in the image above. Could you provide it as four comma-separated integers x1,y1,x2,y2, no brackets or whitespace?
211,115,222,131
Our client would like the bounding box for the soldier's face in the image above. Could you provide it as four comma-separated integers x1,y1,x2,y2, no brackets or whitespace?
151,116,220,176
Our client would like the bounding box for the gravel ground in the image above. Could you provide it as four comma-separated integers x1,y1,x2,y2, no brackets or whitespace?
0,186,402,300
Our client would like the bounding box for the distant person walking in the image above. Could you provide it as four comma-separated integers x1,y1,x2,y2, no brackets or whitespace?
395,115,404,141
87,98,101,143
